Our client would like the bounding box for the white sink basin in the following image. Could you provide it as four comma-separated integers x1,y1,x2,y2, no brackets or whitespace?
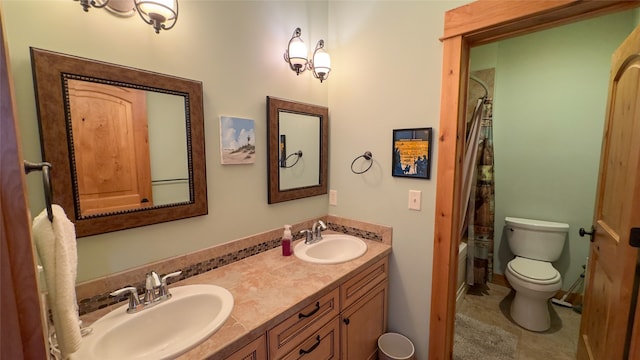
294,234,367,264
71,284,233,360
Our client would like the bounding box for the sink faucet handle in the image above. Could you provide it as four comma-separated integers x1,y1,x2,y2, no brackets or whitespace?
300,229,313,244
110,286,140,313
161,271,182,285
159,271,182,298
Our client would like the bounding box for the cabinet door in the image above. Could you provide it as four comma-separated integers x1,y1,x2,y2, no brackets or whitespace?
225,335,267,360
341,282,388,360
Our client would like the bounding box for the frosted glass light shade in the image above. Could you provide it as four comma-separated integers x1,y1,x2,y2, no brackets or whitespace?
137,0,177,21
313,51,331,73
288,39,308,67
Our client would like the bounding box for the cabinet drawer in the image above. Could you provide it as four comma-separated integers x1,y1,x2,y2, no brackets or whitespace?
280,317,340,360
268,288,339,359
225,335,267,360
341,257,388,309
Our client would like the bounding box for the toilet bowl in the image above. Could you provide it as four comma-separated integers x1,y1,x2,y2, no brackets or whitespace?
505,256,562,331
504,217,568,332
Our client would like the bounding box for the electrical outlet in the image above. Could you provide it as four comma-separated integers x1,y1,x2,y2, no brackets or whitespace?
329,189,338,206
408,190,421,210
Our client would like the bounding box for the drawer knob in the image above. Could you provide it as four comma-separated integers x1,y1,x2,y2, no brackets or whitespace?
298,302,320,319
343,318,350,325
299,335,321,355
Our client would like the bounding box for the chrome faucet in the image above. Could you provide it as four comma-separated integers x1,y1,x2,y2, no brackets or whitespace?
301,219,327,244
300,220,327,244
312,220,327,240
110,270,182,314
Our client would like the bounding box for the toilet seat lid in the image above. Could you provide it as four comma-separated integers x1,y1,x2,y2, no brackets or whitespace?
508,257,560,282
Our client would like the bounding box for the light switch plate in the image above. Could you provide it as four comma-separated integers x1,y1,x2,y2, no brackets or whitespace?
329,189,338,206
408,190,421,210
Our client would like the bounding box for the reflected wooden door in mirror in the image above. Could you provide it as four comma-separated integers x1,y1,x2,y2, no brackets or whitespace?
267,97,328,204
30,48,207,237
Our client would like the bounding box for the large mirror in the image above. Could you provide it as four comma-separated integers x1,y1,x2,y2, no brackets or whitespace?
267,97,328,204
30,48,207,237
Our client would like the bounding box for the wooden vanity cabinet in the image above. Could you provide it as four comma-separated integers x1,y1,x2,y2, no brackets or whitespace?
224,334,267,360
340,257,389,360
260,256,389,360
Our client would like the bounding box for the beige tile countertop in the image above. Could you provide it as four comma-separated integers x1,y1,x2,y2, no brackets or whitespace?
80,234,392,359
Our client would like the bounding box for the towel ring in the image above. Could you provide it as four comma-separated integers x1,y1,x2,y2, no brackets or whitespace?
351,151,373,174
24,160,54,222
281,150,303,168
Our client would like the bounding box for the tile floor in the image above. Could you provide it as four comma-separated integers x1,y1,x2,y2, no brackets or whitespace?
456,283,582,360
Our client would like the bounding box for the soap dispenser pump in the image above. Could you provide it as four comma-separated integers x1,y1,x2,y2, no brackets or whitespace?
282,225,293,256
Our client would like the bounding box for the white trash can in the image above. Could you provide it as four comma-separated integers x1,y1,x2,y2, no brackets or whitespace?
377,332,416,360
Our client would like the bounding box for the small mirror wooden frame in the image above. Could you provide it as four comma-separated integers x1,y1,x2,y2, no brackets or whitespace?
267,96,328,204
30,48,208,237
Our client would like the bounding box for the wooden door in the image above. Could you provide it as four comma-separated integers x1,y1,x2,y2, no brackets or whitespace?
67,80,153,215
577,24,640,360
0,8,48,358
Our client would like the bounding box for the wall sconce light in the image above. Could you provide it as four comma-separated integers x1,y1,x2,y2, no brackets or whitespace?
283,28,331,82
78,0,108,11
283,28,308,75
310,40,331,83
134,0,178,34
74,0,178,34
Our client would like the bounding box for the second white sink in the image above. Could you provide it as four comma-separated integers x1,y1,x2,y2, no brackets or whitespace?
294,234,367,264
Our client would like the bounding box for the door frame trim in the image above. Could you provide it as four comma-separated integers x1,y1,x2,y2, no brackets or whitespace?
429,1,640,359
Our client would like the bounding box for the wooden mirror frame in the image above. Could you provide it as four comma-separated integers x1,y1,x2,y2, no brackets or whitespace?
30,48,208,237
266,96,328,204
429,1,640,359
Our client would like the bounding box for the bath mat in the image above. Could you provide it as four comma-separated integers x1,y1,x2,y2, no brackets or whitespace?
453,313,517,360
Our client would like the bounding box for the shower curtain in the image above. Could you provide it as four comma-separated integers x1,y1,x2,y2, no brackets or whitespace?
462,70,495,286
467,99,495,285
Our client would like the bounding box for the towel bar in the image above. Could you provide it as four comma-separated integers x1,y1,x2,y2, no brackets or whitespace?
24,160,53,222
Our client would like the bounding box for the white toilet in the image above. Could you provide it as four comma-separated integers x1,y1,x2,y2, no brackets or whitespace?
504,217,568,332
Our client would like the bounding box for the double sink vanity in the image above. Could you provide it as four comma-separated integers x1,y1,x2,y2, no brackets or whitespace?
75,231,391,359
28,48,391,360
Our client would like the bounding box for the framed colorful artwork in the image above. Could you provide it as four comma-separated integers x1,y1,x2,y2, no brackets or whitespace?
392,127,433,179
220,116,256,164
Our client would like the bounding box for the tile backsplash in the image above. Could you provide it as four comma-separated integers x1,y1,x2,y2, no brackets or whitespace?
75,215,391,315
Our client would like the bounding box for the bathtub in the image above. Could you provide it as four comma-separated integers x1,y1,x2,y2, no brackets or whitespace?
456,242,468,308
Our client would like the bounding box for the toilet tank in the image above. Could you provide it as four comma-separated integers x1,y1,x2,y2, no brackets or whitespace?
505,217,569,262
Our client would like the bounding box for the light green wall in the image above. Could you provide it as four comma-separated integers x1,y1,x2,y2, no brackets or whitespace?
3,0,329,282
327,2,465,358
470,10,637,290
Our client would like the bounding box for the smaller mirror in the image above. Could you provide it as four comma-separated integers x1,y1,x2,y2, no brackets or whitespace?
267,97,328,204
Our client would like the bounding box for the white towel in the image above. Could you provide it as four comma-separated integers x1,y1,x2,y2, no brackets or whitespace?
33,205,81,358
